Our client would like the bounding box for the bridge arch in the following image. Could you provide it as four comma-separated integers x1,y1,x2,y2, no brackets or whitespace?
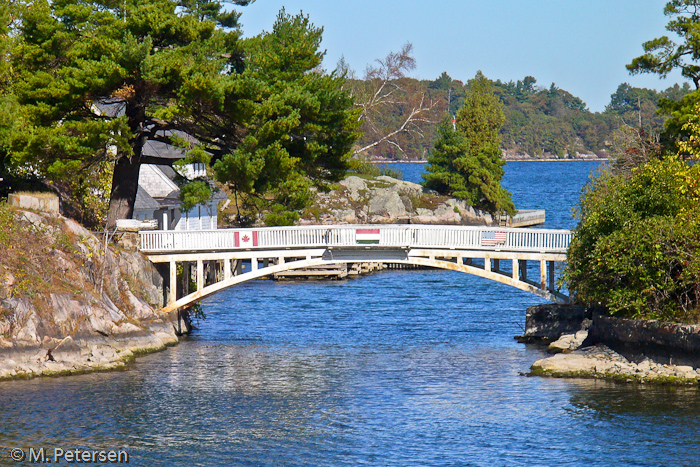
158,254,566,315
140,224,571,314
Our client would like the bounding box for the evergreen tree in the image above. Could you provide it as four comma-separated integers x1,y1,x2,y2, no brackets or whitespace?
0,1,17,182
211,10,361,225
627,0,700,89
5,0,251,227
423,72,515,216
4,3,358,227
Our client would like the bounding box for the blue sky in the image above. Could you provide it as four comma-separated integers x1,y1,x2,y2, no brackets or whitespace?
237,0,687,112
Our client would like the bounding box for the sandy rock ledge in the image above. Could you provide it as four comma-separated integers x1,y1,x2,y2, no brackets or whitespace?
530,345,700,385
0,320,179,380
522,305,700,385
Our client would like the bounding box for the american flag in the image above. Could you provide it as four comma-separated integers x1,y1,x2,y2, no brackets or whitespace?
481,230,506,247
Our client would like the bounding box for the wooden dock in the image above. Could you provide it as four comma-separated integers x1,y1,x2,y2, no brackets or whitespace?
273,262,422,280
505,209,546,227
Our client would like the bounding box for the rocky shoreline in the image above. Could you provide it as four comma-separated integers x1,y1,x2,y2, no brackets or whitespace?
522,304,700,385
366,154,606,163
0,320,179,380
301,175,504,226
0,205,182,381
530,344,700,384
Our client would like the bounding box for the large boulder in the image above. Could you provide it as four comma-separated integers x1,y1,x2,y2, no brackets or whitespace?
547,330,589,354
0,208,178,380
368,189,407,219
339,176,368,201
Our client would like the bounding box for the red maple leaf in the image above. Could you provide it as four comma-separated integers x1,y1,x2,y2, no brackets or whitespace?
242,235,250,243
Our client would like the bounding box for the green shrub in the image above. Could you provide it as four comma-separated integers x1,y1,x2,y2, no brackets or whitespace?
380,166,403,180
349,158,381,177
564,157,700,322
264,204,300,226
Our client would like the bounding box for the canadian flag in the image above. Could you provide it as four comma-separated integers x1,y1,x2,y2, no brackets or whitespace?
235,231,258,248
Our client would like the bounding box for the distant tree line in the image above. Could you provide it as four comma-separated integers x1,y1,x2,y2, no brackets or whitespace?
352,72,692,161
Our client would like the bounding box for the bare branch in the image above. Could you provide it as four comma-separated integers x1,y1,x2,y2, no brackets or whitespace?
349,42,444,159
354,93,438,156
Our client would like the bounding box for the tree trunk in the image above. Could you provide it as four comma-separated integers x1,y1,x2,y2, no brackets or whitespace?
105,152,142,229
105,97,148,230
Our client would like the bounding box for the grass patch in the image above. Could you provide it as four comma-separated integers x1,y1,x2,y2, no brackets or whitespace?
410,193,448,211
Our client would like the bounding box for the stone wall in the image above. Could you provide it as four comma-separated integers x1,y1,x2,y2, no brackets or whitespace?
8,193,59,215
585,312,700,366
517,304,590,343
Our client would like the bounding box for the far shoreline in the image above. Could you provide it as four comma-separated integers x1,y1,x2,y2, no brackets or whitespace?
370,157,608,164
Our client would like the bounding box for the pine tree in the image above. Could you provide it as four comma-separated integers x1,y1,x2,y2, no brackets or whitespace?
212,10,361,225
5,3,359,227
423,71,515,216
6,0,250,227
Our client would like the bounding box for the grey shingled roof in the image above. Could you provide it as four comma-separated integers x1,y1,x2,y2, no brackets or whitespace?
157,165,179,180
94,100,193,161
143,139,187,160
134,185,161,210
152,164,228,201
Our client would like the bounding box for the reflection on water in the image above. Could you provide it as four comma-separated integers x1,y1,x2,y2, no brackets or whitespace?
2,162,699,466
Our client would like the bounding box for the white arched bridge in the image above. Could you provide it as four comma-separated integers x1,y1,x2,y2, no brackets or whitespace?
139,224,571,314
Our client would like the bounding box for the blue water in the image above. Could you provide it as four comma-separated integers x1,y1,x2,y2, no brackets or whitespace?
3,161,700,467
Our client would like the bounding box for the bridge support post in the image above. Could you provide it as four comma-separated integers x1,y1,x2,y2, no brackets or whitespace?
493,259,500,273
224,259,231,281
540,260,547,290
251,258,258,272
169,260,177,305
519,260,528,281
197,260,203,291
183,262,190,295
512,259,519,281
484,256,491,272
548,261,555,292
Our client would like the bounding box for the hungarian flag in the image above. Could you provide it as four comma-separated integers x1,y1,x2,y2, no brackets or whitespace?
235,231,258,248
356,228,380,245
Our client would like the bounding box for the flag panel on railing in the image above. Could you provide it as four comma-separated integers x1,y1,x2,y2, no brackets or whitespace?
480,230,506,247
356,228,380,245
235,231,258,247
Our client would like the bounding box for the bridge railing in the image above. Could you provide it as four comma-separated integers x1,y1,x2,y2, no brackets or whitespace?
139,225,571,254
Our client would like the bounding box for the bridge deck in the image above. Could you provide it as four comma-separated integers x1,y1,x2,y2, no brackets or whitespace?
140,224,571,254
138,225,572,313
